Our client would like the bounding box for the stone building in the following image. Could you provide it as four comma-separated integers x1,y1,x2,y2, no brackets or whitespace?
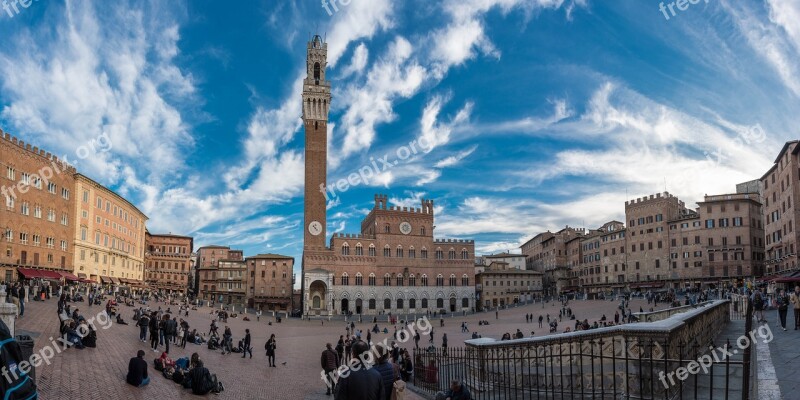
144,232,194,294
244,253,294,312
476,252,527,270
0,132,77,282
73,173,147,284
300,36,476,316
579,221,626,296
520,226,585,296
476,261,543,310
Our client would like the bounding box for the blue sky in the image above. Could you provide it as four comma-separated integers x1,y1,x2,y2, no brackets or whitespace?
1,0,799,283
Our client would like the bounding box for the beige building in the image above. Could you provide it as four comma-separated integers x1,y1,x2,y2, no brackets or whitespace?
476,261,543,310
144,232,194,294
72,173,147,284
579,221,627,296
300,36,476,316
245,253,294,311
521,226,586,296
1,132,77,281
477,252,526,270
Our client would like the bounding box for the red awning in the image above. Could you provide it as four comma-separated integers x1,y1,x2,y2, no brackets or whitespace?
17,268,43,279
38,270,63,280
58,271,80,282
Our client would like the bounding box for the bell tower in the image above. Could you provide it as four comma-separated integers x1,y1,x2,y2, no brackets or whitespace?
302,35,331,250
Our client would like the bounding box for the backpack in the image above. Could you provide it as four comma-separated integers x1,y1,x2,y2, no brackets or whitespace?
162,366,174,380
172,369,184,384
754,296,764,309
154,358,164,371
0,320,38,400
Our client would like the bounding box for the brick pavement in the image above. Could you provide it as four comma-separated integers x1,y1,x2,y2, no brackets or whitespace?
14,296,667,399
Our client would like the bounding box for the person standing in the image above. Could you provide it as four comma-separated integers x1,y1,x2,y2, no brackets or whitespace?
242,329,252,359
257,310,262,321
265,334,277,367
222,326,232,355
17,283,25,317
790,286,800,330
164,315,176,353
414,332,420,350
441,333,448,356
777,289,790,331
334,341,384,400
136,312,150,343
149,312,159,352
321,343,340,396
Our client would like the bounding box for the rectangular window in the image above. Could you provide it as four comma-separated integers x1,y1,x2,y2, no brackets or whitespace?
705,219,714,228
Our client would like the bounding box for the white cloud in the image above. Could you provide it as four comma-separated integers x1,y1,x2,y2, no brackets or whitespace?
339,37,427,156
340,43,369,78
326,0,394,67
435,145,478,168
418,95,473,152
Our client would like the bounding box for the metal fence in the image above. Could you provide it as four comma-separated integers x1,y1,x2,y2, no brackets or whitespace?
413,300,751,399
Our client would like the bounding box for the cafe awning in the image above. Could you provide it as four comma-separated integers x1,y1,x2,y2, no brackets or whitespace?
100,276,111,284
39,270,63,280
17,268,43,279
58,271,80,282
110,277,120,285
77,273,87,279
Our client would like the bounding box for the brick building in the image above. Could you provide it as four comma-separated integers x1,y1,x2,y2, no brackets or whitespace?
761,141,800,274
144,232,194,294
1,132,77,282
520,226,585,296
196,245,244,305
244,254,294,311
73,173,147,284
476,252,527,270
300,36,476,316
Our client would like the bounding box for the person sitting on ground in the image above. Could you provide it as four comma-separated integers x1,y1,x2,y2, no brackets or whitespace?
116,314,128,325
435,380,472,400
126,350,150,387
160,351,176,369
187,360,219,395
64,320,85,349
81,320,98,348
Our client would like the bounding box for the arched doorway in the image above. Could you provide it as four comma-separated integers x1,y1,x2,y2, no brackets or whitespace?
309,280,327,315
341,299,349,314
356,298,363,314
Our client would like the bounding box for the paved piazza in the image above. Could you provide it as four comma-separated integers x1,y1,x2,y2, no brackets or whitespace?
17,296,669,399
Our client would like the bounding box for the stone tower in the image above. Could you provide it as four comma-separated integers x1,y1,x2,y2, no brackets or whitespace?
302,35,331,251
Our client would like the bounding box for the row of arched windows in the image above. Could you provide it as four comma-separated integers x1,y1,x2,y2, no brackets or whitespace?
336,272,469,287
340,243,469,260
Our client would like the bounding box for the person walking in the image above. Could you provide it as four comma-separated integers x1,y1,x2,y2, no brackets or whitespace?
777,289,790,331
414,332,420,350
441,333,448,356
222,326,232,355
791,286,800,330
321,343,340,396
164,315,176,354
265,334,277,367
242,329,252,359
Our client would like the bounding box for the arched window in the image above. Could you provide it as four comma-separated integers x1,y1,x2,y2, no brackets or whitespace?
397,299,404,309
409,298,416,309
383,273,391,286
449,274,457,286
408,246,415,258
448,248,456,260
355,243,363,256
369,299,376,309
421,298,428,309
421,274,428,286
355,273,363,286
341,243,350,256
462,298,469,308
408,274,416,286
396,275,404,286
313,296,321,308
385,224,391,233
436,298,444,309
421,247,428,259
313,62,321,82
421,226,426,236
396,245,403,258
369,244,376,257
461,248,469,259
462,274,469,286
341,273,349,286
384,298,391,309
436,274,444,287
383,245,391,257
369,273,376,286
435,248,443,260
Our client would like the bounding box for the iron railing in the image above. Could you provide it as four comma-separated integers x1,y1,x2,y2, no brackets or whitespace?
412,300,750,399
